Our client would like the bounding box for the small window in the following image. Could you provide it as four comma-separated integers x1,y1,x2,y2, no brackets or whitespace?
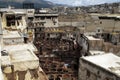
12,40,14,42
41,17,45,20
46,16,51,19
86,70,90,77
100,21,102,24
98,29,100,32
28,11,33,13
47,33,50,37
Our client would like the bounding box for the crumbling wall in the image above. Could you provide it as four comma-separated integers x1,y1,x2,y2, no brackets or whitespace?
103,42,120,54
89,39,104,50
17,71,27,80
88,39,120,55
3,66,48,80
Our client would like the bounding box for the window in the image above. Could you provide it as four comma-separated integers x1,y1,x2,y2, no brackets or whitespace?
41,17,45,20
98,29,100,32
86,70,90,77
12,40,14,42
46,16,51,19
28,11,33,13
6,15,15,27
100,21,102,24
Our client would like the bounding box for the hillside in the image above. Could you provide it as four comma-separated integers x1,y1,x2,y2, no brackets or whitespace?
0,0,55,8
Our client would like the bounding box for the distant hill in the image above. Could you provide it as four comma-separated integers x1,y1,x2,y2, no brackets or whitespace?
0,0,55,8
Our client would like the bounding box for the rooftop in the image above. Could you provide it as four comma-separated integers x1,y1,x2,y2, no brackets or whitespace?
90,13,120,18
9,49,39,71
89,50,105,55
9,50,38,62
0,8,26,15
86,36,102,40
82,53,120,77
3,43,37,52
34,13,58,16
3,31,22,39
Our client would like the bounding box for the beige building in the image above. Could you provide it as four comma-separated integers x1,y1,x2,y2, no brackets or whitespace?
88,35,120,55
0,30,48,80
0,9,27,31
58,14,90,27
0,9,48,80
3,31,24,45
32,13,58,27
79,53,120,80
88,13,120,32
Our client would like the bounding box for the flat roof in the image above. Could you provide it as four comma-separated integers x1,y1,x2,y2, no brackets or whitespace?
6,49,39,71
89,50,105,55
10,49,38,62
90,13,120,18
86,36,102,40
3,31,22,38
34,13,58,16
0,9,26,15
3,43,37,52
82,53,120,76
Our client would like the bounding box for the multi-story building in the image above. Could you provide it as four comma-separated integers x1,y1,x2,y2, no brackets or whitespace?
0,8,27,31
89,13,120,32
0,9,48,80
32,12,58,28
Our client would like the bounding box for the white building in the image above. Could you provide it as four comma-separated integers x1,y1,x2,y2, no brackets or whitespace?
0,9,48,80
3,31,24,45
0,8,27,31
79,53,120,80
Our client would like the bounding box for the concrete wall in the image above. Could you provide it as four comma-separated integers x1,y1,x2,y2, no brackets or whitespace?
0,14,3,34
59,22,85,27
89,14,120,32
88,39,120,55
1,14,7,28
33,17,58,27
3,67,48,80
3,38,24,45
98,19,120,32
44,18,58,27
17,15,27,31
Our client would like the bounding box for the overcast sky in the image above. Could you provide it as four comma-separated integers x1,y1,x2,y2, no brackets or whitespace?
45,0,120,6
